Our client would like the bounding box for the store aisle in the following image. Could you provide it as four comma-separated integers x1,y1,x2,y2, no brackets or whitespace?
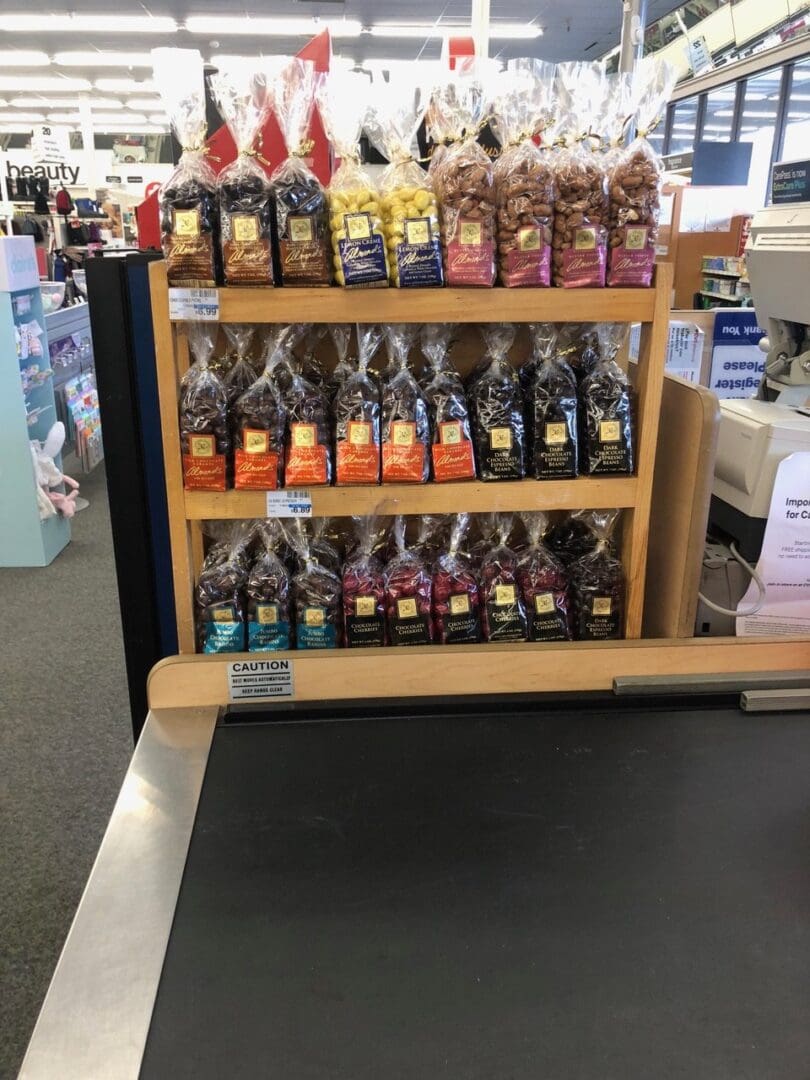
0,465,133,1078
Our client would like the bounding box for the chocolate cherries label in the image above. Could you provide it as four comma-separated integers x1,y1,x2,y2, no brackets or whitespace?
443,592,481,643
389,597,432,645
346,600,386,648
529,591,570,641
485,584,527,642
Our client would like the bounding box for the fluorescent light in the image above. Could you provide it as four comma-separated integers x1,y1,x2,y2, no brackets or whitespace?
0,111,45,122
368,22,542,38
47,113,80,123
0,50,49,66
97,123,167,134
95,78,156,93
0,14,176,32
55,51,154,68
0,76,91,92
713,109,734,116
671,123,696,130
148,114,168,124
740,110,777,117
125,97,162,110
186,16,362,37
92,112,147,124
10,96,83,108
789,93,810,100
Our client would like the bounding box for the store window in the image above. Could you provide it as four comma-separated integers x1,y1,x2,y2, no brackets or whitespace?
701,85,736,141
781,58,810,162
738,67,784,202
668,96,699,154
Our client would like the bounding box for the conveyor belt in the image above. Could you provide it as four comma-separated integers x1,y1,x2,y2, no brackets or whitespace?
141,703,810,1079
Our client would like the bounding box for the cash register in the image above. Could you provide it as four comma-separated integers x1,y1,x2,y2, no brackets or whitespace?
709,202,810,561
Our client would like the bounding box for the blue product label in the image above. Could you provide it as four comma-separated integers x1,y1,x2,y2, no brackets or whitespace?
248,620,291,651
397,237,444,287
339,211,388,287
203,619,244,654
296,606,338,649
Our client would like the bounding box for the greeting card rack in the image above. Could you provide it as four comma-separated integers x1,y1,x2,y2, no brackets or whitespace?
148,259,807,702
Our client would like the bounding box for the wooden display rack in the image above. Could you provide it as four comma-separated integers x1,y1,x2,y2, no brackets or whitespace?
149,260,809,698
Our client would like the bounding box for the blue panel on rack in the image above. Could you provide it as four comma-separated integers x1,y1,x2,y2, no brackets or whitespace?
0,273,70,567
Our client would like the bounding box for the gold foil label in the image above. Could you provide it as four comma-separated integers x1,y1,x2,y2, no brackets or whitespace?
490,427,512,450
519,227,541,251
244,429,268,454
305,607,325,627
545,422,567,445
190,435,214,457
346,212,372,240
293,423,317,448
397,598,417,618
232,214,259,242
355,596,376,617
257,604,279,625
450,594,470,615
405,218,431,244
290,216,314,243
574,227,597,251
495,585,515,606
173,208,200,237
593,597,612,616
535,593,555,614
392,422,415,446
600,420,621,442
460,221,482,245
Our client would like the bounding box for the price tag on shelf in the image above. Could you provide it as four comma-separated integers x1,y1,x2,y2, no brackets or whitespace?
266,489,313,518
168,287,220,322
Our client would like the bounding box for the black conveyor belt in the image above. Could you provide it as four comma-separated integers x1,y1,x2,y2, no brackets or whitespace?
141,703,810,1079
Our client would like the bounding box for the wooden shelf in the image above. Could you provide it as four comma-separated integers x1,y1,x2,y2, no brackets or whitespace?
185,285,658,325
702,269,741,279
184,477,639,520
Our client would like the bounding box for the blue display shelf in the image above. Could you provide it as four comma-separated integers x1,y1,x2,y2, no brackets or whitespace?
0,237,70,566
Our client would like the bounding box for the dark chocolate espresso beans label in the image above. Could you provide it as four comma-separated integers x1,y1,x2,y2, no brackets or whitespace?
480,426,523,479
577,595,622,640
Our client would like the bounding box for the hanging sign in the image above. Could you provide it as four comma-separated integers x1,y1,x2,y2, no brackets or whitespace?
31,125,69,166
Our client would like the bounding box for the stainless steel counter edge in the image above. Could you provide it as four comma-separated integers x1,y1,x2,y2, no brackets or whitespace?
19,706,218,1080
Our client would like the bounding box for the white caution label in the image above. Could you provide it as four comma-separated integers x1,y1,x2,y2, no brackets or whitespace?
227,658,294,701
168,287,220,322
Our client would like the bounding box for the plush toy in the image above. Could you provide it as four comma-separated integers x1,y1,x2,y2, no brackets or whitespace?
30,422,80,519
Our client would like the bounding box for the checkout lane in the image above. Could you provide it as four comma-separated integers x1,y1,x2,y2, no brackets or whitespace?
21,697,810,1079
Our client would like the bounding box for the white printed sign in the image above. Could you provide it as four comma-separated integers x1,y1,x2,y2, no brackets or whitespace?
228,659,294,701
0,235,39,291
31,125,69,166
737,453,810,636
168,287,219,322
266,489,313,518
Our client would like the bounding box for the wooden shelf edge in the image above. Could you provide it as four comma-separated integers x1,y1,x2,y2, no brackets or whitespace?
147,637,810,709
169,285,658,324
184,477,639,520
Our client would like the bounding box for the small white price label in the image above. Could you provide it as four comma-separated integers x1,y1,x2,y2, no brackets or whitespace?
266,489,313,518
168,287,220,322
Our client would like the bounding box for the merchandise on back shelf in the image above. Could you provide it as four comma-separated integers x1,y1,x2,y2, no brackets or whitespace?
570,510,624,639
247,521,292,651
608,59,676,288
366,78,444,288
381,325,430,483
429,61,498,287
558,323,600,385
195,522,251,653
179,323,229,491
317,71,389,289
230,326,290,490
300,325,327,387
581,323,634,475
334,324,383,485
421,324,476,482
304,517,342,576
552,63,609,288
479,514,528,642
283,332,333,487
517,511,572,641
286,520,342,648
528,324,579,479
546,510,604,566
384,516,434,645
325,324,355,399
469,323,525,481
410,515,449,566
342,515,387,647
209,63,275,286
153,48,221,286
433,513,481,644
491,59,556,288
270,58,332,285
222,324,258,407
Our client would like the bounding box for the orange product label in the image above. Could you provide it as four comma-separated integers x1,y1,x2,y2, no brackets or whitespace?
234,448,279,490
382,440,426,483
337,439,380,485
183,452,226,491
432,437,476,482
285,442,328,486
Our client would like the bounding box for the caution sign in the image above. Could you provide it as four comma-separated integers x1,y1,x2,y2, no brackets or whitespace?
227,659,294,701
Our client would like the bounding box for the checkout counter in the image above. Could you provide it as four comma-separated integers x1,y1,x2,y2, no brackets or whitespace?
19,203,810,1077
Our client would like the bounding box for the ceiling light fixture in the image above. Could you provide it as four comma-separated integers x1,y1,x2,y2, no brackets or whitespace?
54,51,154,68
95,78,156,93
92,112,147,124
367,22,542,39
0,111,45,123
148,113,168,124
125,97,163,111
0,76,92,92
15,96,124,110
0,50,50,66
186,16,362,38
0,14,177,33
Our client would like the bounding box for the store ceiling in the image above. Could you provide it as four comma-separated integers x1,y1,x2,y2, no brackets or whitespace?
0,0,685,130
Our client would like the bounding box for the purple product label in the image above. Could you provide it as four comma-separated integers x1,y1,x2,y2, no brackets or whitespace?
338,220,389,288
562,246,607,287
608,227,655,287
505,244,551,287
397,238,444,287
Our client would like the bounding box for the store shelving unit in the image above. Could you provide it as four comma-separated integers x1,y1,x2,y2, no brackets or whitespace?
150,259,671,659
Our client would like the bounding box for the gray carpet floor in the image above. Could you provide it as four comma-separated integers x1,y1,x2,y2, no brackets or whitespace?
0,464,133,1079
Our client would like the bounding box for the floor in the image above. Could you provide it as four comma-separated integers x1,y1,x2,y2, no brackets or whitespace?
0,465,133,1078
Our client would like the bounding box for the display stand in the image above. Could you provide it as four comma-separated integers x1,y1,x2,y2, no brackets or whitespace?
0,237,70,567
149,260,809,695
